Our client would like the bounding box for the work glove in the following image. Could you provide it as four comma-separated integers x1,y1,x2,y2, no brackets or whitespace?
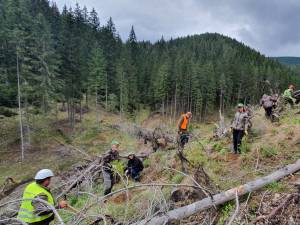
125,169,129,176
178,130,182,134
58,200,68,209
229,127,232,133
244,130,248,136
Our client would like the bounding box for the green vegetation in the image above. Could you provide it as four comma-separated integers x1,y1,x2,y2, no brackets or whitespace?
1,0,300,126
1,1,300,224
271,57,300,66
217,202,234,225
171,173,185,184
266,181,285,192
260,145,278,158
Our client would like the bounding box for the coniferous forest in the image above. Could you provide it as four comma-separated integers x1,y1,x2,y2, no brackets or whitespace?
1,0,299,121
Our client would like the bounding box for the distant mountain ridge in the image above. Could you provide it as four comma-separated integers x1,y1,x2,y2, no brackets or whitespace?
271,57,300,66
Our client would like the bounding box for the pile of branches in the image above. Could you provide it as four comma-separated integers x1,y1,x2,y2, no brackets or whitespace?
111,123,175,151
2,123,300,225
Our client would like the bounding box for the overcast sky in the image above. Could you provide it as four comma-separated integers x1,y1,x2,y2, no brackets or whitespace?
54,0,300,57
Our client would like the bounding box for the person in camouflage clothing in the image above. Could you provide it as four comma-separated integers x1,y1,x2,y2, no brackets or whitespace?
230,103,249,154
102,140,120,195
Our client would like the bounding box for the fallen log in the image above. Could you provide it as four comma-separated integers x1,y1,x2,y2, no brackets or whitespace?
56,158,102,200
133,158,300,225
111,123,175,151
0,177,32,201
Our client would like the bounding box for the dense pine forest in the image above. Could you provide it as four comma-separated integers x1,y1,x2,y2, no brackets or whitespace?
1,0,299,122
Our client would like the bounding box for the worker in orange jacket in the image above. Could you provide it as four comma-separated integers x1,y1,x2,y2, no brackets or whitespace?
177,112,192,149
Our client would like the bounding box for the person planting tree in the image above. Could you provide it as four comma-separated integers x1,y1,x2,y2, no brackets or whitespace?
102,140,120,195
125,153,144,181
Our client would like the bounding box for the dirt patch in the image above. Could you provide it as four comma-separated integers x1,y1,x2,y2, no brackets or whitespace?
109,189,145,204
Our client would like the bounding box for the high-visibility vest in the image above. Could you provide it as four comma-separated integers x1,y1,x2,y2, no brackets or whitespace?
17,182,55,223
180,115,189,130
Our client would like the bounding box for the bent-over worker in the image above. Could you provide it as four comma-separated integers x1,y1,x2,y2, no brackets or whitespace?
125,153,144,181
102,140,120,195
283,84,296,108
17,169,68,225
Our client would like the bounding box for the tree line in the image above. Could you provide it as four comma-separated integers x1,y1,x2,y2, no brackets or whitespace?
1,0,299,123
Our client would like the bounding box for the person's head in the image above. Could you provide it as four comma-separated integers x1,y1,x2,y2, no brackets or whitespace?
34,169,54,187
237,103,244,112
128,152,135,159
36,178,51,187
186,112,192,118
111,140,120,151
289,84,295,91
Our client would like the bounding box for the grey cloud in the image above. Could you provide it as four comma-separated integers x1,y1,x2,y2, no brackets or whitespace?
54,0,300,56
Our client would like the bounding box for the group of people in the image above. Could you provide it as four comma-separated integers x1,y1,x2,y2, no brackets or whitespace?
102,140,144,195
177,108,249,155
260,84,300,120
16,84,299,225
231,84,300,154
17,141,144,225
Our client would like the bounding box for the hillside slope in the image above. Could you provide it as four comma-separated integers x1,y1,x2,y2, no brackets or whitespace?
271,56,300,66
1,105,299,224
1,0,300,119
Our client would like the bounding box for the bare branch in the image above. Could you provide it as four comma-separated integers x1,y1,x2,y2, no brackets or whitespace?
226,189,239,225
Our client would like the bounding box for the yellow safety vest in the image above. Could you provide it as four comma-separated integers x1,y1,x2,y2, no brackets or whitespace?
17,182,55,223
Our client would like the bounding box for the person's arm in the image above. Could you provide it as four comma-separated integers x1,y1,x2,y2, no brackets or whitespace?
138,158,144,171
244,114,249,132
103,154,111,164
102,154,113,171
230,113,236,128
32,194,53,216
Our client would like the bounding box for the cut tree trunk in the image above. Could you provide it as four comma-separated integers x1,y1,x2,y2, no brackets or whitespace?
133,159,300,225
16,51,25,161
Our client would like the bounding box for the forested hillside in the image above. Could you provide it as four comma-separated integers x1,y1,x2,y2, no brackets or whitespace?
1,0,299,122
271,57,300,66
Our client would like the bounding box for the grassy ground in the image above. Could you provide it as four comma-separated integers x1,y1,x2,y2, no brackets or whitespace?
1,105,300,224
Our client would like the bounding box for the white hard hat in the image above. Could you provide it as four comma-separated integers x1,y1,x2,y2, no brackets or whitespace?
34,169,54,180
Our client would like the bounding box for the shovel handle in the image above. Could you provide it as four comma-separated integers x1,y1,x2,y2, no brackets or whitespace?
66,204,80,214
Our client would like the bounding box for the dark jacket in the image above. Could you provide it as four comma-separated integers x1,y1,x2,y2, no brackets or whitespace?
127,156,144,172
102,149,119,172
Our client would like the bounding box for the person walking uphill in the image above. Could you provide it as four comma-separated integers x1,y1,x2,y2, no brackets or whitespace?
125,153,144,181
230,104,249,154
102,140,120,195
17,169,68,225
260,94,277,118
177,112,192,149
283,84,296,108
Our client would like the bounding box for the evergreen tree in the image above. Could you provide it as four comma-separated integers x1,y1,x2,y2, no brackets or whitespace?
0,0,299,121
